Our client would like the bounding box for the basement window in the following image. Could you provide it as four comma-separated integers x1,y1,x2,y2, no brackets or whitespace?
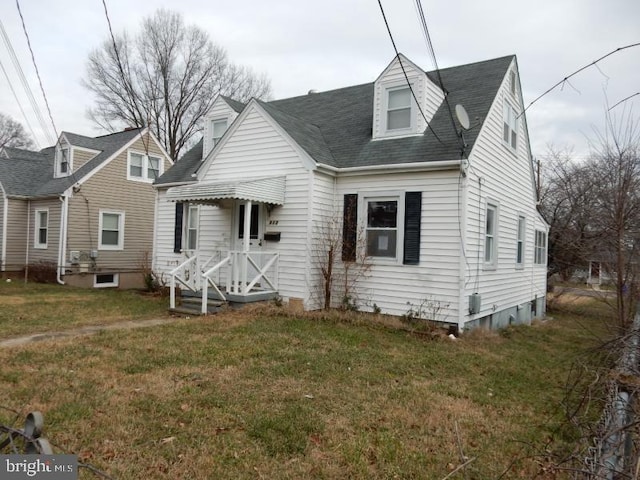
94,273,119,288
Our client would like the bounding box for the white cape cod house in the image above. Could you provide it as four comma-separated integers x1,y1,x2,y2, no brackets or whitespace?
153,54,548,330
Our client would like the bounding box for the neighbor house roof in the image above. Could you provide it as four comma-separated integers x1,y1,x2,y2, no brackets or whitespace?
0,128,144,198
155,55,514,185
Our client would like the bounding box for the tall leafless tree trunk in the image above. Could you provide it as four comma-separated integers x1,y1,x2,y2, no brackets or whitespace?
84,9,271,160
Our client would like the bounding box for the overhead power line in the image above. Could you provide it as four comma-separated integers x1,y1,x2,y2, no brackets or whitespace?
0,18,53,145
521,42,640,118
608,92,640,111
0,57,40,149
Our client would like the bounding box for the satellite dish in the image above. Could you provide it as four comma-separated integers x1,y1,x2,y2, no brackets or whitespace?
455,104,470,130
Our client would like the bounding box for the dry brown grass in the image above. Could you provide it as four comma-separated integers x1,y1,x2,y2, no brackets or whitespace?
0,289,611,479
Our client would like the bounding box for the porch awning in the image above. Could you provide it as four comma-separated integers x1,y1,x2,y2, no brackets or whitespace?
165,176,285,205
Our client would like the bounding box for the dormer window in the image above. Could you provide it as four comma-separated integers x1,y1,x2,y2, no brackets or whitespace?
386,87,412,131
211,118,228,147
55,146,71,177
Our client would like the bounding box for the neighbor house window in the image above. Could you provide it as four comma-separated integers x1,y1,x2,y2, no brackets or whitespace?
366,197,399,259
211,118,228,146
34,209,48,249
56,146,70,176
516,215,525,266
99,211,124,250
128,151,163,182
386,87,411,131
94,273,119,288
186,205,199,251
484,204,498,266
534,230,547,265
503,101,518,150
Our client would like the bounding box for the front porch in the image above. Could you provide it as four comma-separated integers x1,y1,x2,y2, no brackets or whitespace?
169,250,279,314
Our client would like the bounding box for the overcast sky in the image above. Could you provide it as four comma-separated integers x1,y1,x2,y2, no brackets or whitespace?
0,0,638,159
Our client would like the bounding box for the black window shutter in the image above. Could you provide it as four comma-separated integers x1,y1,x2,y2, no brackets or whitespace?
173,202,184,253
403,192,422,265
342,194,358,261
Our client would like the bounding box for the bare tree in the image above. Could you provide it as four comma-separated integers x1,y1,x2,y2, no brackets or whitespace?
538,145,598,280
0,113,34,150
539,112,640,330
84,9,271,160
586,112,640,330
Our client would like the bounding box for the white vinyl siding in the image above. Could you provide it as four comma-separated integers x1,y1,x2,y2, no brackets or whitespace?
197,104,313,302
99,210,124,250
337,171,461,320
202,97,241,157
462,57,547,323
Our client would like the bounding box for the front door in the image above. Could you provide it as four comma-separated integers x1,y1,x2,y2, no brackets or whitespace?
233,202,265,289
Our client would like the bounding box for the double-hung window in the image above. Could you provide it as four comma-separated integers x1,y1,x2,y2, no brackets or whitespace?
56,146,70,176
211,119,228,147
516,216,525,266
503,101,518,150
534,230,547,265
128,151,162,182
34,209,48,249
366,198,399,259
99,211,124,250
386,87,411,131
186,205,199,251
484,204,498,266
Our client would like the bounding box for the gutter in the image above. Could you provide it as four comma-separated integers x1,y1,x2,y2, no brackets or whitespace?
57,194,69,285
152,180,199,189
316,159,462,176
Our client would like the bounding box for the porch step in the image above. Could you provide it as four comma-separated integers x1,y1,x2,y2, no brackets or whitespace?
169,296,227,316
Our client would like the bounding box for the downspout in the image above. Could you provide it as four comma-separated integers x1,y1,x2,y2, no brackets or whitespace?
24,200,30,282
57,194,68,284
1,188,7,272
457,160,469,333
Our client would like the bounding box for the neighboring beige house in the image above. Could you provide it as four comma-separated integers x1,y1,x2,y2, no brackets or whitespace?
0,128,172,288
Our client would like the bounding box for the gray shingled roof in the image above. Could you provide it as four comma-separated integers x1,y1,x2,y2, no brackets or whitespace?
156,55,514,184
155,139,202,185
0,128,144,198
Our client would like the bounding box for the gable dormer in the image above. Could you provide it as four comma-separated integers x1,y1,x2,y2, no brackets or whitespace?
202,96,243,158
372,54,445,140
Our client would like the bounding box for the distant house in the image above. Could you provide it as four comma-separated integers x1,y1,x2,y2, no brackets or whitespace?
0,128,172,288
153,54,548,330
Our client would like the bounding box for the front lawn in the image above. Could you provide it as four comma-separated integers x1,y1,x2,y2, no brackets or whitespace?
0,282,168,338
0,286,611,478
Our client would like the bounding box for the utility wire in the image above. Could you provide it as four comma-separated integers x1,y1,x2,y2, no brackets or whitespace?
0,18,52,145
521,42,640,118
414,0,465,154
15,0,58,143
608,92,640,111
0,57,40,149
376,0,445,146
100,0,150,154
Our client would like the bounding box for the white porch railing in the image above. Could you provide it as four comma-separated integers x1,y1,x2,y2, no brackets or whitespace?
170,250,279,313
